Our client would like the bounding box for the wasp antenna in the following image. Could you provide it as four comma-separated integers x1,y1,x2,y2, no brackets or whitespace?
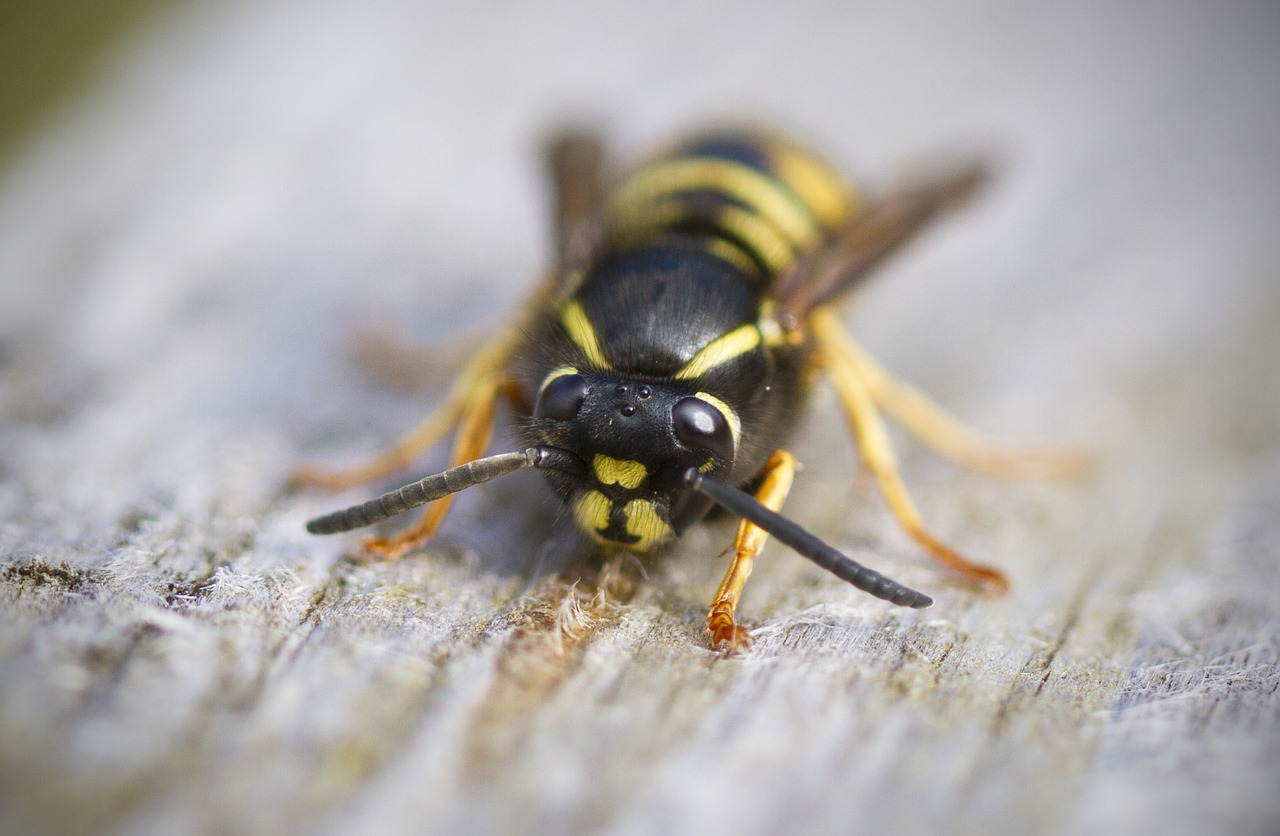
306,446,585,535
683,470,933,608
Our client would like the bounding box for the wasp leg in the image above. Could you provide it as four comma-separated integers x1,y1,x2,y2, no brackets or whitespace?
291,402,463,492
292,327,520,492
349,323,495,394
707,450,797,653
836,334,1089,480
810,308,1008,590
360,364,501,560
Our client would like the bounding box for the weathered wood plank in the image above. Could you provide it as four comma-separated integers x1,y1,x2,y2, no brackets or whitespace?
2,2,1278,835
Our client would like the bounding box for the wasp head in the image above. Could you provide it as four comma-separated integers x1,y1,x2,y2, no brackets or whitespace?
527,366,738,551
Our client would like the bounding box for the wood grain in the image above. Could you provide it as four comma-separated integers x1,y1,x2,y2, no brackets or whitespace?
2,2,1277,835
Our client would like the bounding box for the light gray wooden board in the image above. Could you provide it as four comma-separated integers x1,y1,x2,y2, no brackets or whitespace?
2,2,1278,834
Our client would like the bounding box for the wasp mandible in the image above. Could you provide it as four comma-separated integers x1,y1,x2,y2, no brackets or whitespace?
298,127,1078,651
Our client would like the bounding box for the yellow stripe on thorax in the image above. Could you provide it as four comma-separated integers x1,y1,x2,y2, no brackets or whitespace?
611,158,822,252
559,299,608,368
676,323,761,380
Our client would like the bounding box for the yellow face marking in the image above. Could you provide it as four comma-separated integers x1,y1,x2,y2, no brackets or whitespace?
767,142,858,229
611,158,822,251
559,300,608,368
676,324,761,380
593,454,648,490
573,490,612,542
693,391,741,449
622,499,673,552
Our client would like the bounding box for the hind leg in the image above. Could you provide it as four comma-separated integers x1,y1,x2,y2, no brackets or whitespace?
811,308,1008,590
359,367,502,560
834,331,1088,480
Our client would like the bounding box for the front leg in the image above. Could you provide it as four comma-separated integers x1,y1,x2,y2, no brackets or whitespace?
707,450,797,653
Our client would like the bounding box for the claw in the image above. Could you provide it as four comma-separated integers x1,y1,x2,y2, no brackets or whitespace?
707,607,755,654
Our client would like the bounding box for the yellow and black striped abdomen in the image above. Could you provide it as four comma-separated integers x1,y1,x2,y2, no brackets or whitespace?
606,132,857,279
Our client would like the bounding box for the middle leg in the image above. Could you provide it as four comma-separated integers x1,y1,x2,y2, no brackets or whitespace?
292,325,522,492
359,367,501,560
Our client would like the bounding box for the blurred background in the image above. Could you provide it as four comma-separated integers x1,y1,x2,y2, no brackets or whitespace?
1,0,174,165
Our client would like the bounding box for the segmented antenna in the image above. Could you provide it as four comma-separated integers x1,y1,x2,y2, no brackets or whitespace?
306,446,585,535
683,469,933,608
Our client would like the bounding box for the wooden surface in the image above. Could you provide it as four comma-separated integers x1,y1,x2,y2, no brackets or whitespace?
2,2,1278,834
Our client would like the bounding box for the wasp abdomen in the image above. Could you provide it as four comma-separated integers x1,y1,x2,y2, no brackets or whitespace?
606,132,855,281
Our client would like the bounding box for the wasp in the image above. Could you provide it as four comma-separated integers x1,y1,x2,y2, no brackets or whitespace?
298,127,1078,651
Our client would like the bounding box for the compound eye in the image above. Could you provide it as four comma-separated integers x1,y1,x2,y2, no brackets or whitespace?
673,396,735,461
534,373,588,421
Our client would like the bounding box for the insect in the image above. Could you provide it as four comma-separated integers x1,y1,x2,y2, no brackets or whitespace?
298,126,1077,651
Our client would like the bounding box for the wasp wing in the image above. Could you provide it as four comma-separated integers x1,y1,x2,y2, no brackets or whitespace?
778,161,990,318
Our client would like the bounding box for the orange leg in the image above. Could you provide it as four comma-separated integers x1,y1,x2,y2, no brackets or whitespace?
292,401,465,492
292,326,522,491
360,371,500,560
295,323,523,561
835,332,1089,480
810,308,1008,590
707,450,797,652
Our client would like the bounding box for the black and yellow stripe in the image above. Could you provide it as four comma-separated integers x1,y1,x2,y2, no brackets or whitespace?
605,132,856,279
